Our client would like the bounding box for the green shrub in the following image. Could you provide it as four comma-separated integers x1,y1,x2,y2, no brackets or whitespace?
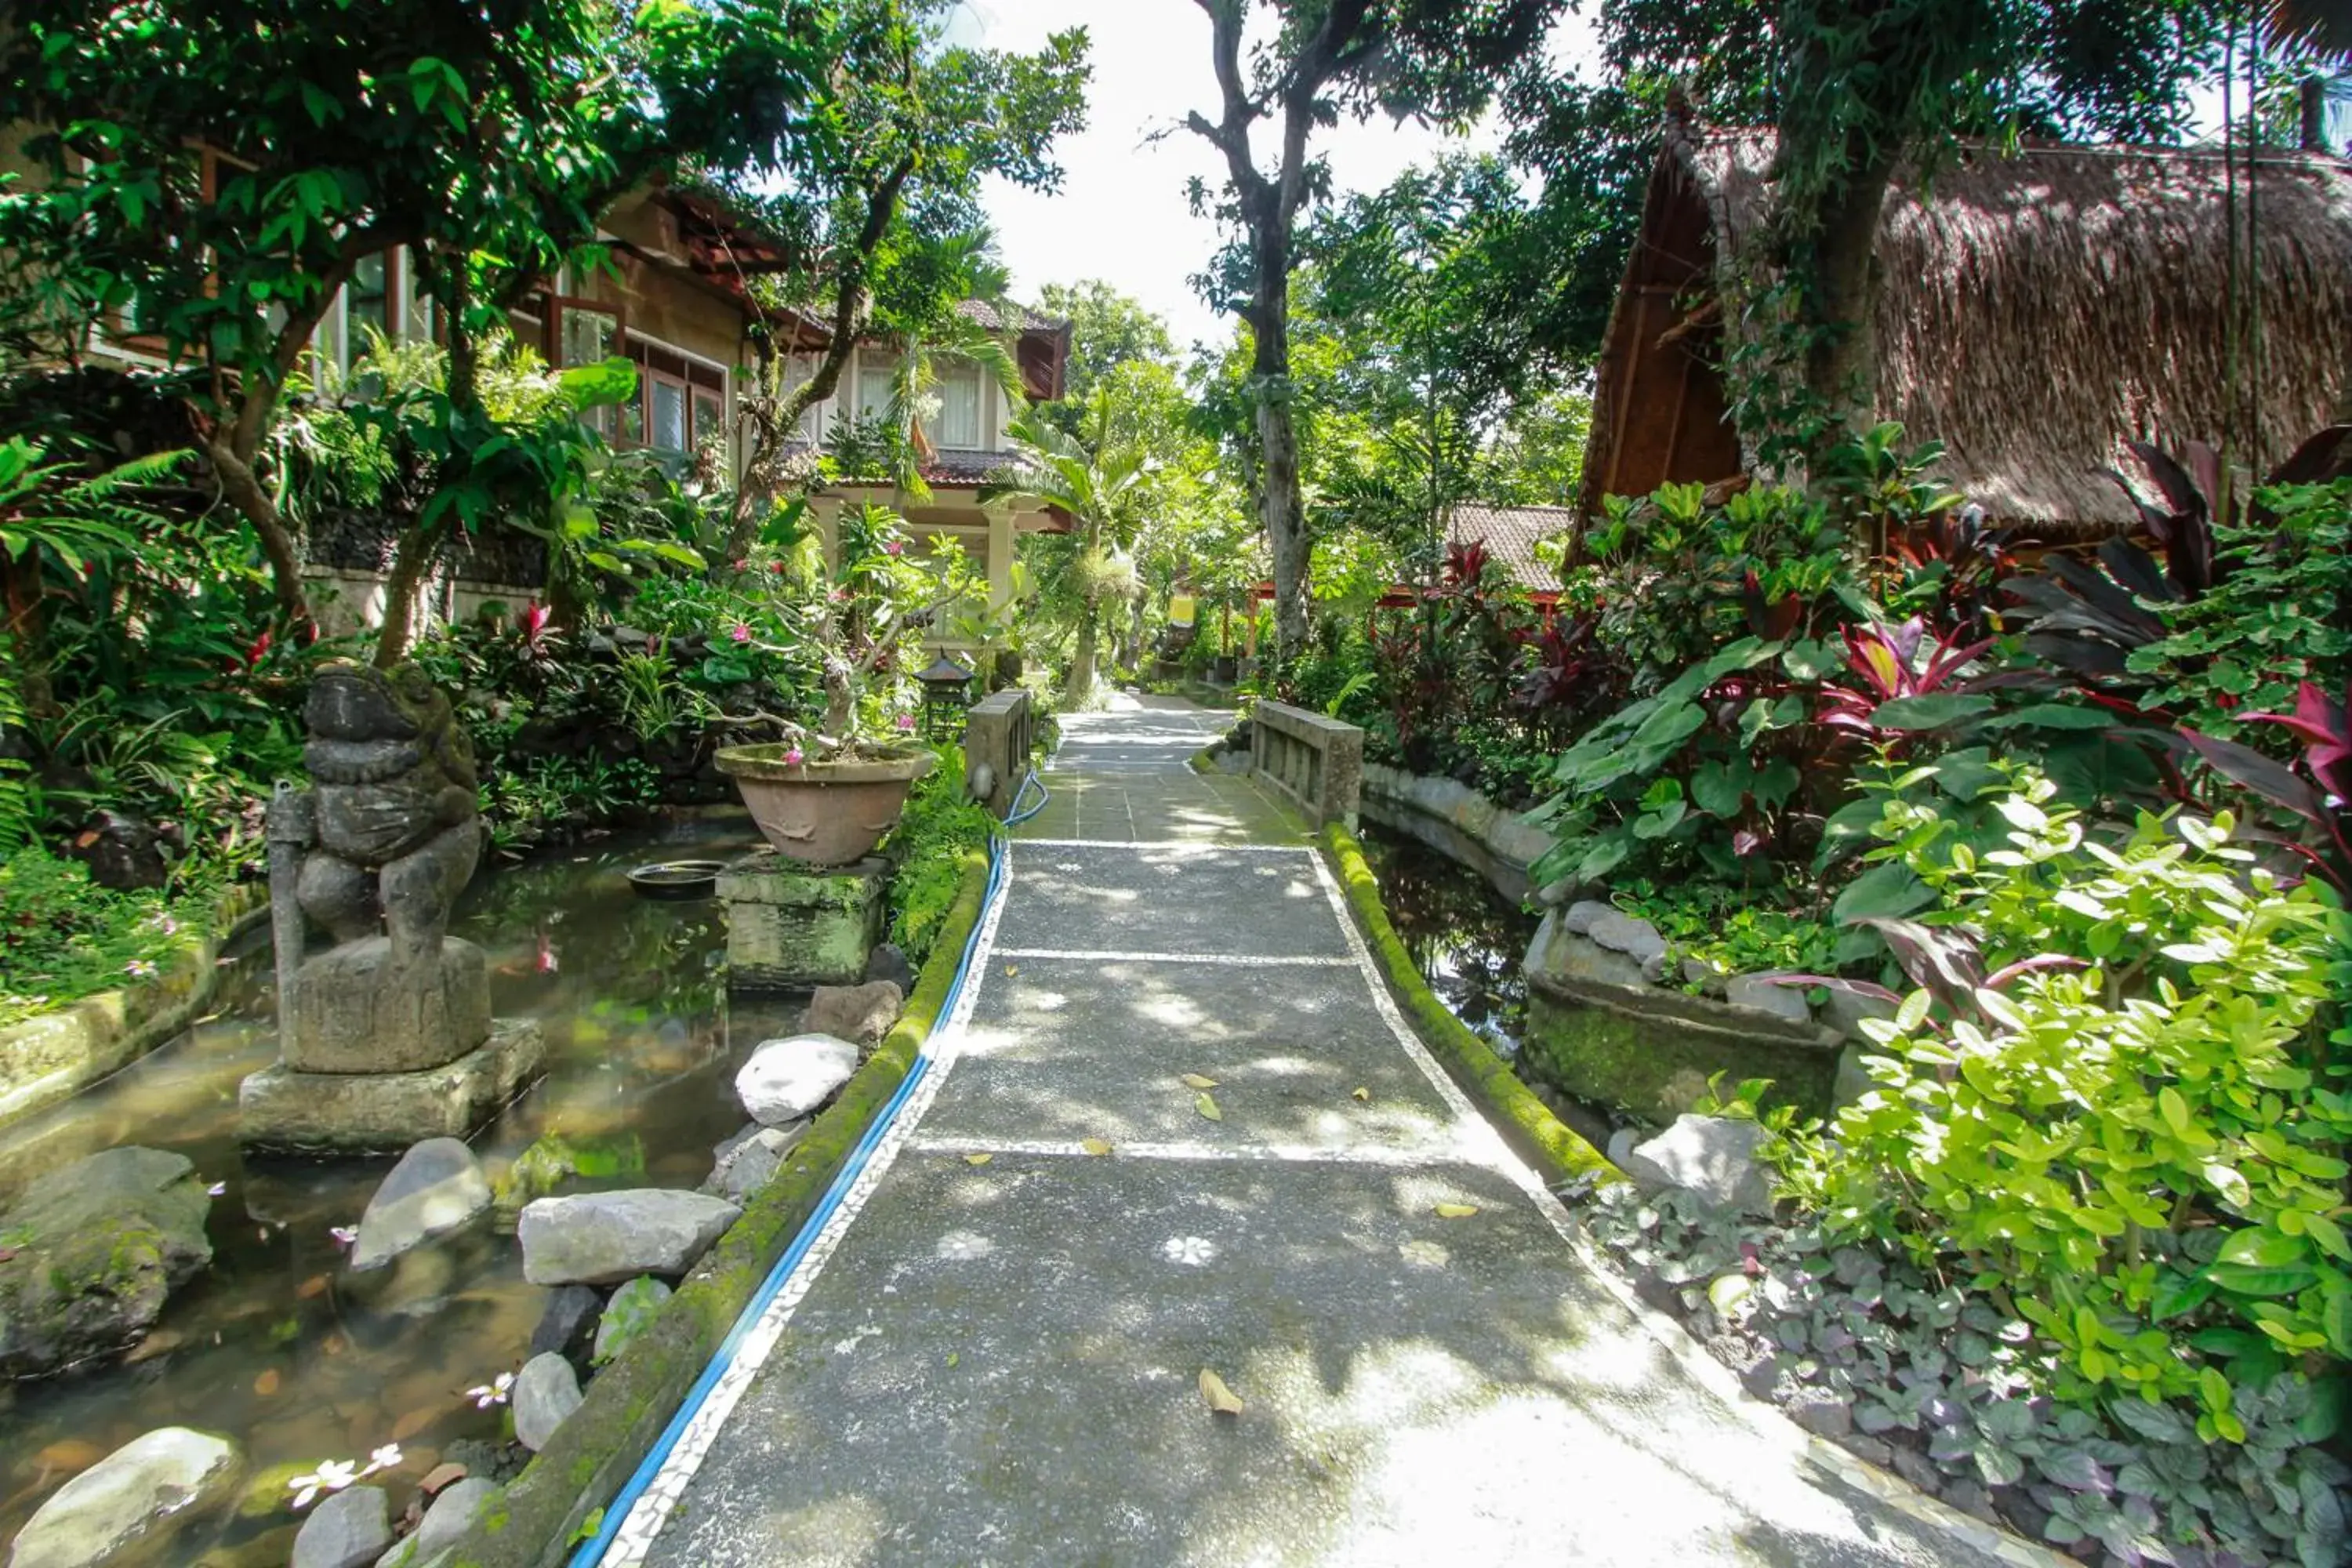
1779,769,2352,1430
884,745,996,969
0,848,206,1025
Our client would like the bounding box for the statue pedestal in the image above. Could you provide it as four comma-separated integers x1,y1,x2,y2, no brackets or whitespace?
285,935,491,1073
239,1018,546,1155
717,851,887,991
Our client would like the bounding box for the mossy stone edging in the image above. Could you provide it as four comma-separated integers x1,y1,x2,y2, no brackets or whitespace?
1357,762,1552,904
0,881,270,1133
448,845,994,1568
1319,823,1621,1192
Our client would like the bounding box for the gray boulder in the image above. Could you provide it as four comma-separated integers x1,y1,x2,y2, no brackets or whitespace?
1725,973,1813,1026
348,1139,491,1272
1621,1114,1777,1217
1559,899,1613,935
375,1477,498,1568
593,1276,673,1365
862,942,915,994
1822,985,1899,1040
0,1147,214,1376
1585,910,1668,965
8,1426,240,1568
735,1034,858,1126
700,1121,808,1202
292,1484,391,1568
510,1352,583,1452
528,1284,602,1367
517,1190,739,1286
800,981,902,1047
1526,911,1650,991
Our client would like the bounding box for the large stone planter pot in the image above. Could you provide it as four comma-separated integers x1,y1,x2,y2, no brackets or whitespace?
715,744,934,866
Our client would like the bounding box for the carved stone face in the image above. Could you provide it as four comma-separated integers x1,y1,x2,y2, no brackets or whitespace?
306,662,442,744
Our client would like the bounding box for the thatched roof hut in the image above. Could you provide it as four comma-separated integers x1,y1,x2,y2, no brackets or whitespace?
1578,122,2352,537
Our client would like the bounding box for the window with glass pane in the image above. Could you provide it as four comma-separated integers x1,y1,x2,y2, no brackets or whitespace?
935,362,982,448
856,351,895,423
785,355,826,441
559,304,617,368
651,379,688,452
345,252,391,368
694,392,724,452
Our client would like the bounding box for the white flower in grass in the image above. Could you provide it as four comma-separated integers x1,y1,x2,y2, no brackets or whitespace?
125,959,158,980
1162,1236,1218,1267
467,1371,515,1408
287,1458,359,1509
328,1225,358,1248
359,1444,403,1476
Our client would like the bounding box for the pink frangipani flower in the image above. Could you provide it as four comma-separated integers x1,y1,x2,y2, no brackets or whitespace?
729,622,752,644
782,746,805,768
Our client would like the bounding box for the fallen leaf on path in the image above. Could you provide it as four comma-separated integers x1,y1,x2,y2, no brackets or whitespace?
253,1368,280,1396
296,1273,329,1300
1080,1138,1112,1156
1004,965,1019,977
1350,1086,1370,1103
1432,1203,1480,1219
1199,1368,1245,1416
1195,1093,1222,1122
963,1152,993,1166
1181,1073,1218,1090
946,1352,960,1368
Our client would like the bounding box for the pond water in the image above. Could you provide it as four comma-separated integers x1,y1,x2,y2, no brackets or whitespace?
0,813,802,1563
1356,824,1624,1153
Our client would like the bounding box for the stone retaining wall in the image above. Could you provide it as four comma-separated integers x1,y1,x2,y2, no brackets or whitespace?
1358,762,1552,903
0,883,270,1137
1354,764,1878,1123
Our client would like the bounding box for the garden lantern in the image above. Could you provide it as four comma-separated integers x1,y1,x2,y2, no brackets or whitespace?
914,652,976,739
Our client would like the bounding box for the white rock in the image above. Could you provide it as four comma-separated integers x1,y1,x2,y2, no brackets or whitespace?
8,1426,240,1568
349,1138,492,1272
511,1351,583,1451
292,1483,391,1568
375,1476,497,1568
517,1189,739,1286
735,1034,859,1125
1621,1114,1777,1217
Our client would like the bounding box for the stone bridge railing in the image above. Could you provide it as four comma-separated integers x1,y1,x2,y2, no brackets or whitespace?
1248,702,1362,830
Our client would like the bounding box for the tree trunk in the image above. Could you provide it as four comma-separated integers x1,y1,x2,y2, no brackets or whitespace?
1065,607,1098,708
1250,211,1310,677
379,275,480,669
1796,150,1897,452
207,439,310,626
372,517,448,668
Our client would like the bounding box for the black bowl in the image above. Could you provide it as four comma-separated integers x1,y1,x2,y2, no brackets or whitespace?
626,859,725,900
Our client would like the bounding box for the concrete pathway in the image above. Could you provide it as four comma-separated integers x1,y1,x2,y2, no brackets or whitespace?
604,695,2031,1568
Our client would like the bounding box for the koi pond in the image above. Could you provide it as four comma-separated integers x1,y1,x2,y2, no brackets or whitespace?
0,815,799,1564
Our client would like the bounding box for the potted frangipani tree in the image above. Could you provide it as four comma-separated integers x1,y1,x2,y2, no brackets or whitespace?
716,500,986,865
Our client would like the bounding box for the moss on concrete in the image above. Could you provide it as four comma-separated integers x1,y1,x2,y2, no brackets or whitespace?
0,884,270,1133
445,847,993,1568
1523,987,1838,1124
1319,825,1622,1192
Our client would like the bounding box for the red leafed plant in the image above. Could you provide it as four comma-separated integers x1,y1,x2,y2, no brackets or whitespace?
1817,618,1994,735
2182,677,2352,887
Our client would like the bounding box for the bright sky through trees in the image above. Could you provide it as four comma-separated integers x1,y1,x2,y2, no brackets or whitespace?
948,0,1599,351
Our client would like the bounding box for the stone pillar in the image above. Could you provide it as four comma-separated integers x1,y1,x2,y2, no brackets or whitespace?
718,852,888,990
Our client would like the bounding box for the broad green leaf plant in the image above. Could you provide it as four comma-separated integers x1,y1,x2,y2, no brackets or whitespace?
1779,764,2352,1436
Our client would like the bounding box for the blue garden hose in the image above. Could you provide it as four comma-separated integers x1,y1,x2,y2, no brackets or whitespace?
1005,767,1048,826
567,824,1018,1567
